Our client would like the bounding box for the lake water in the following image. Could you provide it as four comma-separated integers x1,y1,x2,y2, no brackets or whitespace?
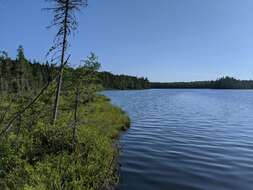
104,89,253,190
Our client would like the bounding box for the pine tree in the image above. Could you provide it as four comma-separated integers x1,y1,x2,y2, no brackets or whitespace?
67,53,101,148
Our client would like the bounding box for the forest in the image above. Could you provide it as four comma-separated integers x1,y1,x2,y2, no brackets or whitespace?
98,72,149,90
2,48,252,92
0,48,149,93
151,77,253,89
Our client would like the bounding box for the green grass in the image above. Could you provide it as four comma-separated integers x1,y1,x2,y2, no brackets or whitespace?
0,95,130,190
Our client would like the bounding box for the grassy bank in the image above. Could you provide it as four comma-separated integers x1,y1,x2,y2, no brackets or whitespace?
0,95,130,190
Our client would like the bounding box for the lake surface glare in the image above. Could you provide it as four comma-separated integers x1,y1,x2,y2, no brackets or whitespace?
104,89,253,190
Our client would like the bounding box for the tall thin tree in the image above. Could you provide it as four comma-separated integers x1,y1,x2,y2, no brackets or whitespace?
46,0,87,125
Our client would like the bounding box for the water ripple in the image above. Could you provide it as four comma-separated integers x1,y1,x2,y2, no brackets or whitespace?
104,89,253,190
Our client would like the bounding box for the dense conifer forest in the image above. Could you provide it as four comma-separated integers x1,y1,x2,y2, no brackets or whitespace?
98,72,149,90
0,48,149,93
151,77,253,89
2,47,253,93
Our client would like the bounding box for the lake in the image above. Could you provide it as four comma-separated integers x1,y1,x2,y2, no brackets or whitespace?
104,89,253,190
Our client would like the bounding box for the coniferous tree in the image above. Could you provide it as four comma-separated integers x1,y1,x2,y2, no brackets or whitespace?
64,53,101,148
16,46,27,93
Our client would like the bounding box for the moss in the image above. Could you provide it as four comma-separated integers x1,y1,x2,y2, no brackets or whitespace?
0,95,130,190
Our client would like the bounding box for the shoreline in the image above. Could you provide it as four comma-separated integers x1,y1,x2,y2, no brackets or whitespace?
0,95,131,190
99,96,131,190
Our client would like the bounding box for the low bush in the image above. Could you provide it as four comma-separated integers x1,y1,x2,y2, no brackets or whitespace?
0,95,130,190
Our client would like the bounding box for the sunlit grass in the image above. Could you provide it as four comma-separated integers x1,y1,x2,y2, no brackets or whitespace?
0,95,130,190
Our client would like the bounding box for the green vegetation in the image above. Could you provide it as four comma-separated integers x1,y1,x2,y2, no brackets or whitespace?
98,72,149,90
0,50,130,189
151,76,253,89
0,47,52,93
0,1,142,189
0,49,149,92
0,95,130,190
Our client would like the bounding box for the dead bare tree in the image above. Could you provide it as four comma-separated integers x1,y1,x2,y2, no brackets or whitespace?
45,0,88,125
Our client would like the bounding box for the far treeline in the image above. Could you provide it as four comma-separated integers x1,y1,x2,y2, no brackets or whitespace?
1,49,252,91
0,48,149,93
151,77,253,89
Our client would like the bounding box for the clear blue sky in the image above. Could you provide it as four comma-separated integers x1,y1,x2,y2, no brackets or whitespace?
1,0,253,82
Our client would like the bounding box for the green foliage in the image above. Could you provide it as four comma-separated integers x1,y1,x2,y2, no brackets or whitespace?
98,71,149,90
0,48,149,93
151,76,253,89
0,95,130,190
64,53,102,103
0,47,52,94
0,49,131,190
17,45,26,62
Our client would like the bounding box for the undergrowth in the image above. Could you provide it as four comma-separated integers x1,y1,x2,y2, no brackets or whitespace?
0,95,130,190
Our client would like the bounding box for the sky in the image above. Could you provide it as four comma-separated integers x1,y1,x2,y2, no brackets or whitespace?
1,0,253,82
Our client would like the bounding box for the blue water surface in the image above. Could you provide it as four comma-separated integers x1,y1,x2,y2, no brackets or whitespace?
104,89,253,190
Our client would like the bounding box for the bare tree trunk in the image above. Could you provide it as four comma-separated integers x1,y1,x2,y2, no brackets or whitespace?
72,87,79,149
52,0,69,125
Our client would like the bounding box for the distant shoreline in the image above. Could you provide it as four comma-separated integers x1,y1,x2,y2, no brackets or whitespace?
149,87,253,90
150,77,253,90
